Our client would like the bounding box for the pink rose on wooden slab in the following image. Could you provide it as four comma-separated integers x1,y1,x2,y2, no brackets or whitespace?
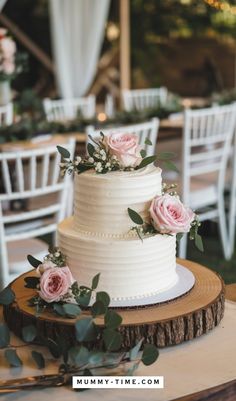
150,193,195,234
105,132,142,168
39,265,75,303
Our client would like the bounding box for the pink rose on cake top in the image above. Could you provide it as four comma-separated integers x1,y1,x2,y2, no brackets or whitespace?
105,132,142,168
150,193,195,235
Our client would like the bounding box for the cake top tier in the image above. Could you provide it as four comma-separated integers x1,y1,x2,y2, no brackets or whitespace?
74,164,162,237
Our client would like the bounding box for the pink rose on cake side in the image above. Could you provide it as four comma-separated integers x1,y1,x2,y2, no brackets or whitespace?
150,194,195,234
39,266,75,303
105,132,142,168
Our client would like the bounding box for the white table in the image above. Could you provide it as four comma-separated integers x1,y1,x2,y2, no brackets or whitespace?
0,300,236,400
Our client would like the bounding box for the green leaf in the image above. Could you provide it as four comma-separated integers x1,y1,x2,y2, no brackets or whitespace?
103,329,122,351
87,143,95,157
0,287,15,305
31,351,45,369
140,149,146,158
144,138,152,146
27,255,42,268
77,291,92,307
91,300,107,317
91,273,100,290
57,145,70,159
127,208,143,225
96,291,110,308
62,303,81,318
126,361,140,376
176,233,184,242
46,338,61,358
104,310,122,329
129,338,143,361
141,344,159,366
158,152,176,160
0,323,10,348
75,317,97,342
195,233,204,252
163,160,179,173
24,276,40,289
68,346,90,366
53,303,66,316
22,325,37,342
89,351,104,365
137,155,156,169
5,349,22,367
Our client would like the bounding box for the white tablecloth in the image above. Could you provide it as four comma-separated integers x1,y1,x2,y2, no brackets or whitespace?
0,300,236,401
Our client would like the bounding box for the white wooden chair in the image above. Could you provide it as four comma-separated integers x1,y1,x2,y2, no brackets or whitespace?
122,88,168,112
86,118,160,157
0,138,75,288
43,95,96,122
179,104,236,259
0,103,13,126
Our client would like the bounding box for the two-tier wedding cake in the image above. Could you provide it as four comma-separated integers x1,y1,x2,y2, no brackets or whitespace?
57,131,200,303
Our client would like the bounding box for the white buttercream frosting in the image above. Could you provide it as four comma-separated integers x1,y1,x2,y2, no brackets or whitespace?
73,165,162,236
58,217,178,300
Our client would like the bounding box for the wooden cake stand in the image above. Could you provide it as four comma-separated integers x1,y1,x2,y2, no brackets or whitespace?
3,259,225,348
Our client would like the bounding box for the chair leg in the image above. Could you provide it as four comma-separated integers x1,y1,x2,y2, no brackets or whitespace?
218,195,230,260
178,234,187,259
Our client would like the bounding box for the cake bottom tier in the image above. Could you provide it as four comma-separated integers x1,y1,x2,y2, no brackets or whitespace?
57,217,178,301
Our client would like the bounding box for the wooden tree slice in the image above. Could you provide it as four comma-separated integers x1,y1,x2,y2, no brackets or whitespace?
3,259,225,348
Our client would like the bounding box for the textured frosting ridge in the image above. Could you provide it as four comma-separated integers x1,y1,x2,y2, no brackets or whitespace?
73,164,162,236
58,217,178,300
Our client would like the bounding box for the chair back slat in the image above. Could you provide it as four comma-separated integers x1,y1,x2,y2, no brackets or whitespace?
16,157,24,193
30,155,36,191
43,95,96,122
86,119,160,157
41,153,50,188
2,159,12,194
122,88,168,112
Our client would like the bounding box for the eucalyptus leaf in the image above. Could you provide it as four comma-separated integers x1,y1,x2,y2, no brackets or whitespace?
46,338,61,358
104,310,122,329
0,287,15,305
140,149,146,158
5,349,22,367
68,346,90,366
62,303,81,318
163,160,179,173
53,303,66,317
195,233,204,252
96,291,110,308
77,291,92,307
129,338,143,361
31,351,45,369
126,361,140,376
24,276,40,289
144,138,152,146
22,324,37,342
141,344,159,366
75,317,97,342
87,143,95,157
103,329,122,351
127,208,143,225
91,273,100,290
57,145,70,159
0,323,10,348
137,155,156,169
89,351,104,365
91,300,107,317
27,255,42,268
158,152,176,160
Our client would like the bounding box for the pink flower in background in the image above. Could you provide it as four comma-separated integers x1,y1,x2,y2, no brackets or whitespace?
105,132,142,168
1,37,16,58
150,193,195,234
2,59,14,74
0,28,7,39
39,266,75,303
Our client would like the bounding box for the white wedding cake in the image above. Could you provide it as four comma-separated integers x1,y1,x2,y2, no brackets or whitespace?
57,164,178,300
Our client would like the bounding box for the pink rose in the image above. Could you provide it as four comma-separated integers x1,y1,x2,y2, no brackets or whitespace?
1,37,16,58
150,194,195,234
105,132,142,168
39,266,75,303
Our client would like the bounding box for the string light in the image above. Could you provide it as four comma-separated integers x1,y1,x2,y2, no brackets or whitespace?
204,0,236,15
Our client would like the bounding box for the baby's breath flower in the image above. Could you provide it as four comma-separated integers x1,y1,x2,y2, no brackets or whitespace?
88,157,94,163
